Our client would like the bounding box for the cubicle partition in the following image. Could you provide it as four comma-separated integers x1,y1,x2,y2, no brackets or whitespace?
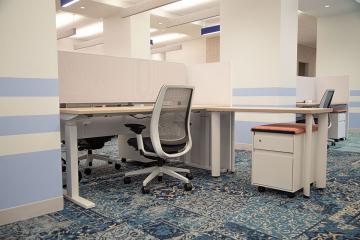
58,51,232,177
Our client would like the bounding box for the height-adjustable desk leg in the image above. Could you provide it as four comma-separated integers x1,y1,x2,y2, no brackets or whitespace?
303,114,314,197
316,113,328,189
64,121,95,209
210,112,221,177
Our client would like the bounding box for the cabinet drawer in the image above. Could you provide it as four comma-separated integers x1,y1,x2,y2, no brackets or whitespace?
252,150,293,191
253,132,294,153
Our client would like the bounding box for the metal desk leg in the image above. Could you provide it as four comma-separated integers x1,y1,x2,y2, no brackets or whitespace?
210,112,221,177
64,121,95,209
230,112,236,172
316,113,328,189
303,114,314,197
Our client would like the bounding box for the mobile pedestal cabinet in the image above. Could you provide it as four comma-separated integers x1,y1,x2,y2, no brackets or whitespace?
251,123,318,198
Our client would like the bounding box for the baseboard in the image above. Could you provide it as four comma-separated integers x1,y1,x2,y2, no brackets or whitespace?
235,143,252,151
349,128,360,133
0,196,63,226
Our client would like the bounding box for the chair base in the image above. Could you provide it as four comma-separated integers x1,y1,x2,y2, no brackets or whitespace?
125,166,191,187
79,154,121,174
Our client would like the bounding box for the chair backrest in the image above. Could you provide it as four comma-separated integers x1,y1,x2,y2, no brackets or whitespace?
319,89,335,108
150,85,194,159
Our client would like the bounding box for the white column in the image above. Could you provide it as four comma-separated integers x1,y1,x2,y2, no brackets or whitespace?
220,0,298,144
103,12,150,59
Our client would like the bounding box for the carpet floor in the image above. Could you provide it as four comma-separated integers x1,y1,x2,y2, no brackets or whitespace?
1,133,360,239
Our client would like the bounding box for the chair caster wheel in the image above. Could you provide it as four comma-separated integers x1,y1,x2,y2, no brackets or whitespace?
88,162,92,167
124,177,131,184
186,173,193,180
84,168,92,175
287,192,295,198
184,183,193,191
258,186,266,192
78,171,82,182
115,163,121,170
157,176,163,182
108,161,113,165
121,158,127,163
141,186,150,194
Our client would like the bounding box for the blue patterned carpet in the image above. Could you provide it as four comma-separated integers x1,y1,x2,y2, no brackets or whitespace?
1,133,360,239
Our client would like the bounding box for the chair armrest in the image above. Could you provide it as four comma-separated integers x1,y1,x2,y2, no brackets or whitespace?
124,124,146,134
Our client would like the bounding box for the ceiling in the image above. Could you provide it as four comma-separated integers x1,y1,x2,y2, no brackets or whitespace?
56,0,360,50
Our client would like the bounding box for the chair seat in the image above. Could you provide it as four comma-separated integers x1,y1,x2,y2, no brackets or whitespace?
78,136,113,151
251,123,318,135
127,137,186,154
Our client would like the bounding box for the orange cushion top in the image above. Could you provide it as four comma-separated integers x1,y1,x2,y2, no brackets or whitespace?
251,123,318,134
332,109,347,113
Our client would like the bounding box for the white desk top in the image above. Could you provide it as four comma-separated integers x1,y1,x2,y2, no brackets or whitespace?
60,105,333,115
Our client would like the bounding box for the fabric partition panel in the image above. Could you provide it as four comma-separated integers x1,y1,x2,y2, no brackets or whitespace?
187,62,232,106
296,76,316,102
58,51,188,103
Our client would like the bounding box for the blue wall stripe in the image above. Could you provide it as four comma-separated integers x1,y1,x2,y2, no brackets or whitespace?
349,101,360,108
349,113,360,128
233,87,296,96
350,90,360,96
0,149,62,209
0,77,58,96
201,25,220,35
0,115,60,136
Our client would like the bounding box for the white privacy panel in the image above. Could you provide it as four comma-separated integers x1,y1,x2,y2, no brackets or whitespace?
58,51,188,103
315,76,349,104
187,62,232,106
296,76,316,102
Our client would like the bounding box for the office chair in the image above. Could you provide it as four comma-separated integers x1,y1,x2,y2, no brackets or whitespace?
123,85,194,194
78,136,121,175
296,89,335,146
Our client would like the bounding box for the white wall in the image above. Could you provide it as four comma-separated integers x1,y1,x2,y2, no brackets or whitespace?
206,36,220,63
316,11,360,128
297,44,316,77
166,38,206,65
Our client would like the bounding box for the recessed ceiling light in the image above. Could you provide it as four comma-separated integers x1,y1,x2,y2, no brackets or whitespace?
160,0,213,13
151,33,187,44
80,6,85,9
56,12,83,28
150,28,158,33
158,22,163,25
324,5,330,8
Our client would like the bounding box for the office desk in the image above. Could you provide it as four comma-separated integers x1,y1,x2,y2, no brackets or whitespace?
61,106,332,208
205,107,333,197
60,105,225,208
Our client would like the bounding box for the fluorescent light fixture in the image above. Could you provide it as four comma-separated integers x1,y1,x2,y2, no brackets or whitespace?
61,0,80,7
150,28,158,33
72,22,103,39
80,6,85,9
160,0,213,13
324,5,330,8
151,33,187,44
56,12,83,28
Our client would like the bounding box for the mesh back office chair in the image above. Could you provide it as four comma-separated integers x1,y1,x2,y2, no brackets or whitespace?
296,89,335,145
123,85,194,194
